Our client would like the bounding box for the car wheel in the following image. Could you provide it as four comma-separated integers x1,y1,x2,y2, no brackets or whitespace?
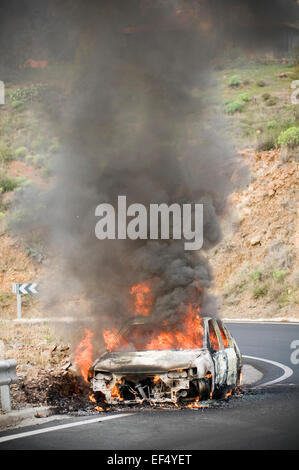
197,378,211,400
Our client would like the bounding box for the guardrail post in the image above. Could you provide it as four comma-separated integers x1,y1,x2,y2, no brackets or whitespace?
0,359,18,412
0,342,11,411
0,385,11,412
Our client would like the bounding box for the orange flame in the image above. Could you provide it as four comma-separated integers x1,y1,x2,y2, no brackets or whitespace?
74,329,93,382
103,304,203,352
187,396,204,409
95,406,104,412
89,393,107,412
102,328,121,352
89,393,97,403
103,281,204,352
209,328,219,351
146,304,203,350
130,282,153,316
111,379,124,401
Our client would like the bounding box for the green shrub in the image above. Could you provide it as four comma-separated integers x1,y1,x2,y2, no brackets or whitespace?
15,176,33,189
0,142,13,164
25,153,45,169
257,127,280,151
249,269,263,282
224,100,244,114
10,100,24,109
257,141,273,151
242,125,256,138
277,127,299,148
272,270,287,281
229,75,241,87
279,290,299,307
266,96,278,107
9,83,48,103
267,120,278,129
0,172,18,192
253,284,269,299
257,80,266,87
15,146,28,159
262,93,271,101
238,92,253,103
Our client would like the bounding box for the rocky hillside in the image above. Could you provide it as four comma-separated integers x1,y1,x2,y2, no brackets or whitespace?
210,147,298,320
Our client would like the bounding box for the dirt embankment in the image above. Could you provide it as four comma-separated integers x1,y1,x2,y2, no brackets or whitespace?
210,148,298,320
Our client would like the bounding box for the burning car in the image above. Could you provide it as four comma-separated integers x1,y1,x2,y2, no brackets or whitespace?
88,315,242,405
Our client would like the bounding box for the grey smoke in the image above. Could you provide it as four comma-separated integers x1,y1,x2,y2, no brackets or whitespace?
7,1,298,344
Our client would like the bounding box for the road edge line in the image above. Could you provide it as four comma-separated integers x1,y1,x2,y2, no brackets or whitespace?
0,413,131,444
243,355,293,387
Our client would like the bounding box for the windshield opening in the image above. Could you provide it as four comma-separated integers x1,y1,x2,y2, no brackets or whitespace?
108,319,204,352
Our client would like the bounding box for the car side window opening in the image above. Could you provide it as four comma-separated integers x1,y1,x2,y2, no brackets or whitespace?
208,321,220,352
217,321,229,348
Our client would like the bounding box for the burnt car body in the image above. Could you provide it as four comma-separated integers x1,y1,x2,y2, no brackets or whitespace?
89,316,242,404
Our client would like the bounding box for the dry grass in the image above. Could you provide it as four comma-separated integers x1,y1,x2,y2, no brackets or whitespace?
0,235,37,289
0,321,56,367
0,234,40,318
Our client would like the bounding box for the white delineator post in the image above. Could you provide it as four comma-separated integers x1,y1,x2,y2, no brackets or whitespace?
12,283,38,319
12,283,22,319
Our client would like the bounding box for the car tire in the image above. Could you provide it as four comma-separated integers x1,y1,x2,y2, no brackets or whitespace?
197,378,211,400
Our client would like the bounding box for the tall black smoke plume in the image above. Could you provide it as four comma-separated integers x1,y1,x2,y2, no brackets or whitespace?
4,1,298,345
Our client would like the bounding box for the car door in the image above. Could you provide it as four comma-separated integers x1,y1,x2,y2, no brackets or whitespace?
217,320,238,386
208,319,227,388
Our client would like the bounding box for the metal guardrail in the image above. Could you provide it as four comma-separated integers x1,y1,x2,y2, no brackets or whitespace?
0,360,18,412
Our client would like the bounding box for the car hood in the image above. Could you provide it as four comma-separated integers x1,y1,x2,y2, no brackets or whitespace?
93,349,208,374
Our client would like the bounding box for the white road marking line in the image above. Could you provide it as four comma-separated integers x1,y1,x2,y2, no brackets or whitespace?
224,319,299,325
243,355,294,387
0,413,131,444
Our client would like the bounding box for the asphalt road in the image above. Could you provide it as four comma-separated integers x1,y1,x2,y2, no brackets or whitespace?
1,322,299,450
